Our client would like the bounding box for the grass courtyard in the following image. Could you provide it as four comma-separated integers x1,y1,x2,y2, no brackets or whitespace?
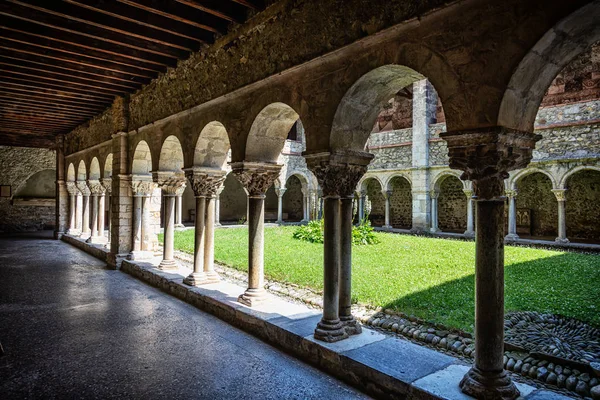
169,226,600,332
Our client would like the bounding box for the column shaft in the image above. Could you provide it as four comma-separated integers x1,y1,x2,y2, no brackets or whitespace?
203,196,219,282
505,193,519,240
132,196,142,252
68,194,76,233
141,195,152,251
89,194,99,240
215,193,221,226
557,200,568,243
98,194,105,237
465,194,475,236
76,194,82,231
383,192,392,229
277,194,284,224
159,195,177,270
430,195,439,233
175,194,183,227
339,197,361,335
184,196,205,284
238,195,267,305
81,195,90,235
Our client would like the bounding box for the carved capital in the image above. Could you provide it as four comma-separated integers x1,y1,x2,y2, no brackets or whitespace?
275,188,287,197
430,190,439,199
153,171,186,196
230,162,282,197
441,127,540,200
304,150,373,198
552,189,567,202
87,180,106,195
131,179,157,196
185,168,227,197
463,189,474,199
504,189,517,199
76,181,91,196
101,178,112,195
66,181,79,195
381,190,392,199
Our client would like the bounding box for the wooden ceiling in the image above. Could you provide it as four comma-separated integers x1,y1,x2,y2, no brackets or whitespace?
0,0,264,148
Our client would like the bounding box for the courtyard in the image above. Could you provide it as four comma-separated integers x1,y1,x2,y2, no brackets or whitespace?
169,226,600,333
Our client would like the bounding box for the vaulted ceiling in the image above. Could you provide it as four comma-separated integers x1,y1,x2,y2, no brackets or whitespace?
0,0,264,148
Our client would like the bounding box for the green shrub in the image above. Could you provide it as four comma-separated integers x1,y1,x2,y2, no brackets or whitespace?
292,219,379,245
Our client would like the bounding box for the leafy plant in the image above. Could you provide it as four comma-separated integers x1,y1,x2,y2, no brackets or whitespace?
292,218,379,245
353,219,380,245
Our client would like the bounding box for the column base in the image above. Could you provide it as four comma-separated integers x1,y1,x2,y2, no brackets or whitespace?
183,271,221,286
129,250,154,260
314,318,349,343
430,227,440,234
238,287,269,307
67,229,80,236
215,222,222,227
464,230,475,238
555,237,570,244
341,315,362,336
382,225,392,230
459,367,519,400
504,233,519,241
175,224,185,229
89,235,108,245
80,231,91,240
158,259,179,271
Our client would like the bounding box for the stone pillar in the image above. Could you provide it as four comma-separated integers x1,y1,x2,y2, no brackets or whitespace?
215,185,223,226
301,188,310,222
275,187,286,224
75,192,83,232
305,150,373,342
464,189,475,237
77,182,91,237
382,190,392,229
87,181,106,244
552,189,569,243
154,173,186,270
442,126,540,400
175,194,184,228
184,168,226,285
411,79,436,232
231,162,282,306
132,195,142,252
357,191,365,222
54,135,68,239
101,178,112,243
505,189,519,241
430,190,440,233
66,182,79,235
130,179,155,258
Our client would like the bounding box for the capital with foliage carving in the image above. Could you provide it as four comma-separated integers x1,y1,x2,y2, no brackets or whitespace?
184,167,227,197
76,181,91,196
101,178,112,195
88,180,106,195
304,150,373,198
153,171,186,196
429,190,439,199
230,162,282,197
504,189,517,199
66,181,79,196
131,177,157,197
440,127,540,200
552,188,567,202
463,189,474,199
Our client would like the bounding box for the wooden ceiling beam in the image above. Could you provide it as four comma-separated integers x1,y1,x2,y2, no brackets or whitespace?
0,84,112,106
174,0,246,22
0,99,99,118
0,89,109,111
0,122,73,133
230,0,265,11
1,115,81,127
0,78,117,102
0,106,90,123
0,131,56,148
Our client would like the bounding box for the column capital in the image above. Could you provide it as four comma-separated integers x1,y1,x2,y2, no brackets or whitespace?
230,161,282,197
87,180,106,195
504,189,518,199
381,189,392,199
441,126,540,200
76,181,90,196
430,189,439,199
131,178,157,197
184,167,227,197
101,178,112,195
275,187,287,197
303,150,373,198
66,181,79,195
463,189,474,199
552,188,567,202
153,171,186,196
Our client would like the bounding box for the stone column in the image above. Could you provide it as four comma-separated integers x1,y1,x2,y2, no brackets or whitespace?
77,182,91,237
215,185,223,226
184,169,226,285
130,179,155,258
382,190,392,229
305,150,373,342
552,189,569,243
101,178,112,243
357,191,365,222
505,190,519,241
231,162,282,306
175,194,184,228
442,126,540,400
275,187,286,224
464,189,475,237
75,192,83,232
132,194,142,252
54,135,68,239
88,181,106,244
154,173,186,270
430,190,440,233
66,182,79,235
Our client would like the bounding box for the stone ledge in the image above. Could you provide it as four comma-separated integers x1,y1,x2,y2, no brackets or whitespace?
61,234,109,262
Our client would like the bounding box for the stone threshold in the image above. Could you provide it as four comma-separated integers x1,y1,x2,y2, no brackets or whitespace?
59,234,575,399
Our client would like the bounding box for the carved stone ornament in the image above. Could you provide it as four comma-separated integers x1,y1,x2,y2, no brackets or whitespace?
131,180,157,196
66,181,79,195
153,172,186,196
76,181,91,196
552,188,567,202
230,162,282,197
429,190,439,199
88,180,106,195
504,189,517,199
304,150,374,198
101,178,112,195
185,168,227,197
440,127,541,200
463,189,474,199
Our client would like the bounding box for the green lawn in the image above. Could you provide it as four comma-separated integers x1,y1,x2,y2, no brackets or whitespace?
168,226,600,332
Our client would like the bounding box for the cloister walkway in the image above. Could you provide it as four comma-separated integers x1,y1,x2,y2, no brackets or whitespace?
0,232,366,399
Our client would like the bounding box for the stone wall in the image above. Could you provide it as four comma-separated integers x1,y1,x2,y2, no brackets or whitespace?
565,170,600,240
388,177,412,229
516,173,558,238
0,146,56,232
438,176,466,232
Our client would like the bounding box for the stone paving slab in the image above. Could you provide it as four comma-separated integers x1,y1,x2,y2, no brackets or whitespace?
62,235,576,400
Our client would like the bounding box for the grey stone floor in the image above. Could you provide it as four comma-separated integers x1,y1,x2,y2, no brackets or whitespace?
0,231,369,400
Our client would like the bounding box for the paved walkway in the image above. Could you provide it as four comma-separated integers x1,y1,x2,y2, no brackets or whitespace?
0,232,368,399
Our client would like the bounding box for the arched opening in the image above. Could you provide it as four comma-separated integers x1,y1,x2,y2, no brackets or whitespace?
362,178,385,227
516,172,557,239
158,136,184,173
67,163,75,182
76,160,86,182
245,103,299,163
264,185,278,222
89,157,100,181
282,175,304,222
193,121,230,169
13,169,56,199
132,141,153,176
219,173,247,224
387,176,411,229
437,176,466,233
565,169,600,243
104,154,113,179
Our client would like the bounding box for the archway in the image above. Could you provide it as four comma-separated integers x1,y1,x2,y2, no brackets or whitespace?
104,154,113,179
132,141,153,176
387,176,411,229
282,175,304,222
89,157,100,181
437,176,466,233
13,169,56,199
219,173,247,224
516,172,557,239
362,178,385,227
67,163,75,182
245,103,299,163
158,136,184,173
76,160,86,182
565,169,600,243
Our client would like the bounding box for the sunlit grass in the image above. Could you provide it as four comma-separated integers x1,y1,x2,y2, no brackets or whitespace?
166,226,600,332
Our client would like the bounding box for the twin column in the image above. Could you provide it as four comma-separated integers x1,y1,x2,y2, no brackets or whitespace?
154,172,186,270
183,168,226,286
130,178,157,259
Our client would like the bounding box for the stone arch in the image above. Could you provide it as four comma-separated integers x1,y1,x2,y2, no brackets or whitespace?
132,140,153,176
437,175,467,233
103,154,113,179
330,65,427,152
511,168,557,190
282,174,305,222
76,160,86,182
12,169,56,200
245,103,299,163
67,163,75,182
387,175,412,229
559,165,600,189
158,136,184,172
516,172,557,238
219,172,247,223
194,121,231,169
498,1,600,131
384,173,412,192
89,157,101,181
432,171,464,192
359,175,385,193
362,177,385,227
564,168,600,242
